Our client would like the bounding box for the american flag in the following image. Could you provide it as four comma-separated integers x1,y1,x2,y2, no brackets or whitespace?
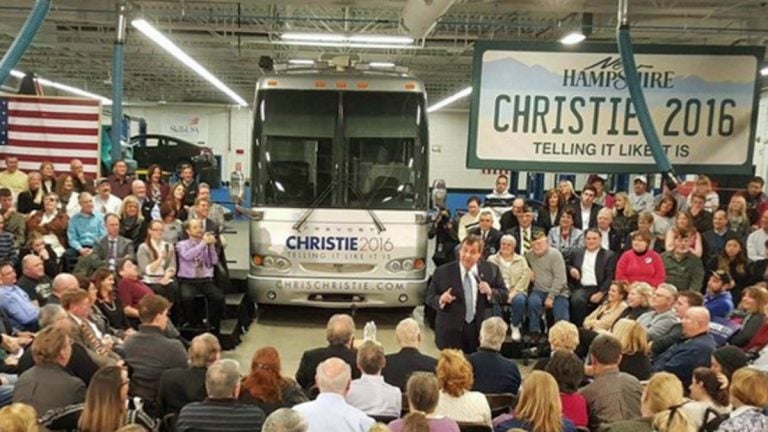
0,95,101,174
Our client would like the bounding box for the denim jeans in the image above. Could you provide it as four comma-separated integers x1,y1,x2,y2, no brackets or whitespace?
508,292,527,327
527,289,570,333
0,374,18,407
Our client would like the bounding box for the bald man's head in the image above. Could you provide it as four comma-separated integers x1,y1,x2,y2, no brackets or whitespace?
315,357,351,395
52,273,78,297
682,306,710,338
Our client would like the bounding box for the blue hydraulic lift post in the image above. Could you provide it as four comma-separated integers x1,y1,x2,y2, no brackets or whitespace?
0,0,51,85
111,2,127,168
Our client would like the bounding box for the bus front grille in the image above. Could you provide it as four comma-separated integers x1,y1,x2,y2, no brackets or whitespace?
299,263,376,274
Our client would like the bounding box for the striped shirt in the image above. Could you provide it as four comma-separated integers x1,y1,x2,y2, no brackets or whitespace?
176,398,265,432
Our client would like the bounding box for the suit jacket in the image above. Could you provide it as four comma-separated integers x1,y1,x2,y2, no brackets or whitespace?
425,260,508,350
468,227,502,259
382,347,437,392
499,210,519,232
67,315,120,368
93,235,135,262
467,347,521,395
295,344,360,390
567,248,616,293
571,203,603,230
13,363,86,416
158,366,207,415
601,229,624,253
536,209,561,234
506,225,545,256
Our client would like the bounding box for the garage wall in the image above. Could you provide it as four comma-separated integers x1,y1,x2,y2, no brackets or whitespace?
122,104,252,180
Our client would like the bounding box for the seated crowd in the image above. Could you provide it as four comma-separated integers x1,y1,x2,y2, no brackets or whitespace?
1,162,768,432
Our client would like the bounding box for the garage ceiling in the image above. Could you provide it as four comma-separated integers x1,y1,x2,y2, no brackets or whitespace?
1,0,767,107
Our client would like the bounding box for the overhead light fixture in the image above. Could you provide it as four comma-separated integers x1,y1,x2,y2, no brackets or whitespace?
761,67,768,76
288,59,315,65
370,62,396,68
279,40,418,50
131,18,248,106
560,32,586,45
279,32,414,49
10,69,112,105
427,86,471,113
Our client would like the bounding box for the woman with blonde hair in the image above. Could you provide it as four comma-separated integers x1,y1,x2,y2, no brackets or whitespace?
77,366,157,432
0,403,38,432
388,372,460,432
558,180,580,207
434,349,491,425
716,367,768,430
494,371,576,432
604,372,695,432
118,195,148,249
616,282,654,322
612,192,638,237
727,194,751,238
611,319,651,380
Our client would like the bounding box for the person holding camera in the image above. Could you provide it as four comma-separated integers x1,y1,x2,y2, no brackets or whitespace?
176,218,224,333
428,206,459,266
137,219,180,310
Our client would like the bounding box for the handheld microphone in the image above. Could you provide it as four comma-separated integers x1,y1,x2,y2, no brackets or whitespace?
474,271,492,301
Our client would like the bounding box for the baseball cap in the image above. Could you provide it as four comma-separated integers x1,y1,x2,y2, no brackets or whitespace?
711,269,732,285
633,175,648,184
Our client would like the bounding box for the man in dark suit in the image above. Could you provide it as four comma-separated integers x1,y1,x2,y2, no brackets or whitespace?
567,229,617,327
596,208,624,253
382,318,437,391
571,185,602,230
468,317,521,394
158,332,221,415
295,313,360,390
94,213,135,271
132,179,159,221
499,197,525,232
426,235,508,353
469,210,502,259
506,205,544,256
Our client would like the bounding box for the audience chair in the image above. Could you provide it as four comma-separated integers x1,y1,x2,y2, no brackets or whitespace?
485,393,517,418
457,422,493,432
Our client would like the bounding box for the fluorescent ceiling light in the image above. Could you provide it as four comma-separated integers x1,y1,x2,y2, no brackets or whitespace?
279,40,418,50
280,32,414,47
761,67,768,76
281,32,346,42
370,62,396,68
10,69,112,104
348,35,413,44
288,59,315,65
132,18,248,106
560,32,586,45
427,86,471,113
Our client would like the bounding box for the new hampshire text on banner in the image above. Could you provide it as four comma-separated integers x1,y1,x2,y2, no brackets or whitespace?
0,95,101,174
467,42,764,174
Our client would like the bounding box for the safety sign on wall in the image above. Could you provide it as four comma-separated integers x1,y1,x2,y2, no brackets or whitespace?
467,42,764,174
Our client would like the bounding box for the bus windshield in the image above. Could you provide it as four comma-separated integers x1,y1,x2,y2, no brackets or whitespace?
254,88,427,210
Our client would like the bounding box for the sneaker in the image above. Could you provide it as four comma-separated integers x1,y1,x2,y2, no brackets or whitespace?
510,325,522,342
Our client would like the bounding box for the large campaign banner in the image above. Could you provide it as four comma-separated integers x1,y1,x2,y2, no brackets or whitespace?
467,42,764,174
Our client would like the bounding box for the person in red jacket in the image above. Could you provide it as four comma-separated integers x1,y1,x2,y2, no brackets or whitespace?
615,231,666,287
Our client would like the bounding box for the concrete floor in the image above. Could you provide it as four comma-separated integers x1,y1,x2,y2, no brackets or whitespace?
220,219,441,376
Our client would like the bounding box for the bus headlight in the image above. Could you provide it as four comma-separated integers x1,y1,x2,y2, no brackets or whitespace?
251,254,292,271
386,257,426,273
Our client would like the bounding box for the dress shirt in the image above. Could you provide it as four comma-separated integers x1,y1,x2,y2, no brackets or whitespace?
67,211,106,250
346,374,402,417
600,229,610,250
293,393,375,432
0,285,38,329
459,264,478,317
176,239,218,279
581,249,599,286
93,194,122,215
747,229,768,261
581,206,592,228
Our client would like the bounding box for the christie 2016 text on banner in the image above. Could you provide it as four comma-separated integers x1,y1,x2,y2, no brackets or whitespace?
467,42,764,174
